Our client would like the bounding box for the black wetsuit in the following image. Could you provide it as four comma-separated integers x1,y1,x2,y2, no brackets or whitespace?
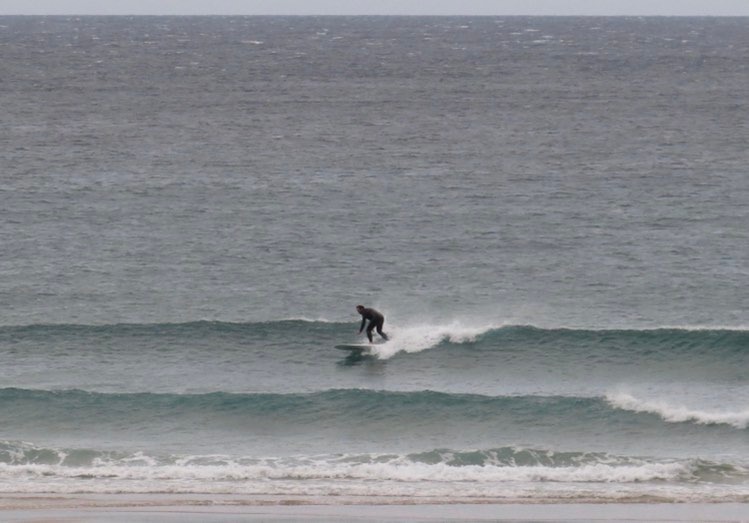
358,307,389,343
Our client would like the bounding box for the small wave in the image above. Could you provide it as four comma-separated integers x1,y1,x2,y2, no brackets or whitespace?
2,441,741,488
3,388,746,440
364,323,749,364
2,321,746,358
606,392,749,429
0,319,348,344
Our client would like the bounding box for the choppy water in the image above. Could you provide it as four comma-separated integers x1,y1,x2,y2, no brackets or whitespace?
1,16,748,502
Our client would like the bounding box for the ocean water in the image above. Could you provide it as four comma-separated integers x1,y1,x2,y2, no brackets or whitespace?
1,16,748,503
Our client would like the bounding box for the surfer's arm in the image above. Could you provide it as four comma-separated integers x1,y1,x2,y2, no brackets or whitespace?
359,317,366,333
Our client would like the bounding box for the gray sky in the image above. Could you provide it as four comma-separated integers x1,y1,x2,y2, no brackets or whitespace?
1,0,748,16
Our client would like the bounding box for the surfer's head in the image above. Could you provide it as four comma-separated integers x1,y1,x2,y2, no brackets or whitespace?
356,305,364,313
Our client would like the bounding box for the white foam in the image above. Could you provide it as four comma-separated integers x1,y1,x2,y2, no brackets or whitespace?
1,449,744,502
370,320,501,359
606,392,749,429
0,457,692,495
648,323,749,332
282,316,339,323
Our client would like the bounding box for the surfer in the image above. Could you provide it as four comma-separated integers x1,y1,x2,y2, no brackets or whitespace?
356,305,389,343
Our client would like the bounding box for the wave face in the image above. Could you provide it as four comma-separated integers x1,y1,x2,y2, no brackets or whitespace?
2,386,748,433
1,321,746,393
2,321,747,362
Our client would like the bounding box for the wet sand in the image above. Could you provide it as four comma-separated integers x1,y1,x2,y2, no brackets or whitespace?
1,495,747,522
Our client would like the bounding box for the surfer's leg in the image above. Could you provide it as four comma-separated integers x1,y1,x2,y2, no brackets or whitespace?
375,320,388,340
366,323,374,343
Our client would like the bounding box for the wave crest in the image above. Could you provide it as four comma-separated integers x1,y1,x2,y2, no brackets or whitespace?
606,392,749,429
372,320,499,358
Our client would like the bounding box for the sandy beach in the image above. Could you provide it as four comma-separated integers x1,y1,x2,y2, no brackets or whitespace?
0,495,747,522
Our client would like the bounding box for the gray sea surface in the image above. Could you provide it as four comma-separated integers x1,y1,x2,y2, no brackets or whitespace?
3,16,748,328
1,16,748,502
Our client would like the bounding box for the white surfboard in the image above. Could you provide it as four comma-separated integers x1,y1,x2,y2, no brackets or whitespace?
335,343,374,356
335,344,373,353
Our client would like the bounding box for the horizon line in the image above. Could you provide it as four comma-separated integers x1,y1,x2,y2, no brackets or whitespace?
1,13,748,17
